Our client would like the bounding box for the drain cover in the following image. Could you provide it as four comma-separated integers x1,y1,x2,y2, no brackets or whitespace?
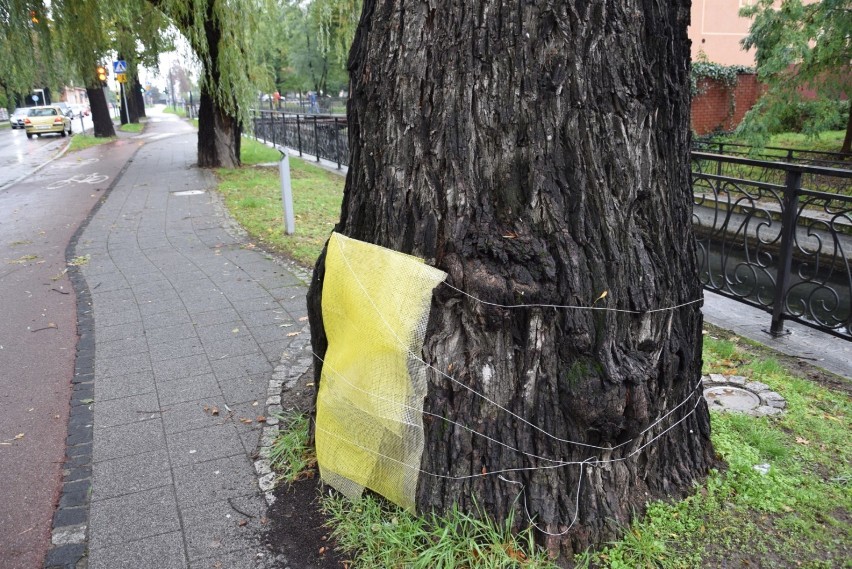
704,386,760,411
172,190,206,196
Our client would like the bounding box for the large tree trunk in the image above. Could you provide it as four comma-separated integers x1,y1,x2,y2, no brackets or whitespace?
308,0,714,559
194,0,240,168
119,82,140,125
197,85,240,168
133,77,147,119
87,86,115,138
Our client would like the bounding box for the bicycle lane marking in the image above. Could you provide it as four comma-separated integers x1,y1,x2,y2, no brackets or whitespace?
46,173,110,190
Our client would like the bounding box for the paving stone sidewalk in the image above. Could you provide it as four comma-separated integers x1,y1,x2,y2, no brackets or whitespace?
55,117,309,569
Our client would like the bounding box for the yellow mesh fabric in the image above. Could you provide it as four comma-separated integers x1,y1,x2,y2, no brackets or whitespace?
316,232,447,509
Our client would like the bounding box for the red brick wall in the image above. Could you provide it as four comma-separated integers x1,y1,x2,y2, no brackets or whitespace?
691,73,763,135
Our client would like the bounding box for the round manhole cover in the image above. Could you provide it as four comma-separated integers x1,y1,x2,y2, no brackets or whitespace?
704,386,760,412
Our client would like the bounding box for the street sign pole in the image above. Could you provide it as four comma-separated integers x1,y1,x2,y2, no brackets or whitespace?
121,82,129,124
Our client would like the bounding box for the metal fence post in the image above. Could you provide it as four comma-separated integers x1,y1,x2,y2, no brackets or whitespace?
768,168,803,337
281,112,286,147
313,116,320,162
271,111,277,148
253,110,257,141
296,115,303,156
334,118,341,169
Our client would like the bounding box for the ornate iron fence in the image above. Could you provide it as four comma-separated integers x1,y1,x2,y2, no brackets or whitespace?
249,110,852,339
692,152,852,340
251,110,349,168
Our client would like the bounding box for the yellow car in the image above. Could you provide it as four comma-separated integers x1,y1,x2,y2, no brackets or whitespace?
24,106,72,139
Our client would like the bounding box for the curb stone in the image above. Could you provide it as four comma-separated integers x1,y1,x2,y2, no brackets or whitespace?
256,323,313,505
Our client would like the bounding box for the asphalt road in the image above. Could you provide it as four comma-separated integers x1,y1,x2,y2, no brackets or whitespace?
0,131,140,568
0,115,96,192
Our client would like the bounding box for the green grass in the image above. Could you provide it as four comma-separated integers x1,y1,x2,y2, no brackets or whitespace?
68,134,116,152
269,413,316,483
321,495,557,569
216,138,344,266
163,106,187,117
577,338,851,568
119,122,143,133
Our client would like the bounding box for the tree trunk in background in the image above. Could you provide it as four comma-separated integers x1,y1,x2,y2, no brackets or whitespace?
195,0,240,168
87,86,115,138
119,82,140,125
196,85,240,168
842,103,851,155
133,78,147,118
308,0,715,559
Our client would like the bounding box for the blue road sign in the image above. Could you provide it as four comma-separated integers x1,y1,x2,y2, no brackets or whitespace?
113,60,127,74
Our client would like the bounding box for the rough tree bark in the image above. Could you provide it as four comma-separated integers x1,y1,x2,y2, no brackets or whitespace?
87,86,116,138
308,0,715,559
194,0,240,168
197,83,240,168
133,77,147,119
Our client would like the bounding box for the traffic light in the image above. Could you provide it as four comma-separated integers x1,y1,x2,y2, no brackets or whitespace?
96,65,108,83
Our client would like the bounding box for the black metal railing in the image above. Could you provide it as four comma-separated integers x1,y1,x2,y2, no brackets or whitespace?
249,110,852,340
250,110,349,168
692,140,852,196
692,152,852,340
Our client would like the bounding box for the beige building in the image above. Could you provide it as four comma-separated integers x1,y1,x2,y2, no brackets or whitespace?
689,0,760,66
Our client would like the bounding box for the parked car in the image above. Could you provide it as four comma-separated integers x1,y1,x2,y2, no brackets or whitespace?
9,108,29,129
23,106,72,138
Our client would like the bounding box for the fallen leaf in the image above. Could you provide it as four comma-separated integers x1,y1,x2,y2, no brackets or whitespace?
232,328,240,334
80,398,94,404
259,517,268,525
256,416,267,423
239,418,253,424
299,316,308,322
211,407,220,416
593,290,608,304
252,401,259,406
795,437,810,445
238,519,248,527
287,332,299,337
319,547,326,555
14,433,24,440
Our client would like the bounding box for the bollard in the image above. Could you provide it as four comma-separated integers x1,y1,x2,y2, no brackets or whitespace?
79,114,84,135
279,152,295,235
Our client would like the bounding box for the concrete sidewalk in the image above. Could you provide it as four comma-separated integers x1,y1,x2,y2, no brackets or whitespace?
49,114,308,568
703,290,851,379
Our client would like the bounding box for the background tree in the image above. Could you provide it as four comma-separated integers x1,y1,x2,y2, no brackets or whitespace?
254,0,354,97
307,0,715,559
150,0,262,167
0,0,62,108
740,0,852,153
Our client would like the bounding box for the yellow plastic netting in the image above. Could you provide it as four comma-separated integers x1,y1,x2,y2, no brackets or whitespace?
316,232,447,509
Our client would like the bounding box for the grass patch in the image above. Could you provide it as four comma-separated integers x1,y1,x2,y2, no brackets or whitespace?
322,495,557,569
216,138,344,266
119,122,143,133
68,134,116,152
269,413,316,483
163,106,186,117
578,340,851,568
